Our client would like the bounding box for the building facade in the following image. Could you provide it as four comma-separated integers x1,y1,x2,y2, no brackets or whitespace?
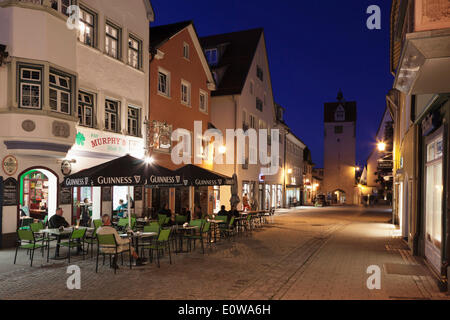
389,0,450,289
285,132,305,207
323,91,357,205
201,28,283,211
0,0,154,248
148,20,216,215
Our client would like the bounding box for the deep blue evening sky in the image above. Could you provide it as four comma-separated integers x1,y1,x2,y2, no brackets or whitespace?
151,0,393,168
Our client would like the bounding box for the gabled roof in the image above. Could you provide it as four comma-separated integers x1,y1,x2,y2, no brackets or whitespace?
200,28,263,96
150,20,193,49
324,93,357,123
150,21,216,90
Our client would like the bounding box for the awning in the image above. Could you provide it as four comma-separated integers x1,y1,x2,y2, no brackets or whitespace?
62,155,182,187
174,164,233,187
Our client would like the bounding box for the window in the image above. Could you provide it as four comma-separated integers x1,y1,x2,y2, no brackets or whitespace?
335,105,345,121
250,80,254,95
334,126,343,134
78,7,96,47
105,100,119,132
256,97,263,112
19,66,42,109
181,80,191,106
105,21,121,59
242,110,248,129
127,106,140,137
425,134,444,251
249,115,256,129
257,66,263,81
205,48,218,65
158,69,170,96
49,71,71,114
50,0,71,16
78,91,94,127
128,35,142,69
183,42,189,59
199,90,208,113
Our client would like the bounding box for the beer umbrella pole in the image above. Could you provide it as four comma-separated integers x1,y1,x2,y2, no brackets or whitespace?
128,186,132,231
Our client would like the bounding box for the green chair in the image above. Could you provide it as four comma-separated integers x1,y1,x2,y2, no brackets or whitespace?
221,217,236,239
84,224,101,258
141,229,172,268
175,215,187,225
117,218,129,231
93,219,103,229
186,221,211,254
19,218,34,230
30,222,45,242
14,229,48,267
143,222,160,234
96,233,132,274
60,228,87,263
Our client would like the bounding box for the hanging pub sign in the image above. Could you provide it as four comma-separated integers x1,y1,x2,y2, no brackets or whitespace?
3,177,17,206
59,187,72,205
2,155,18,176
61,160,72,176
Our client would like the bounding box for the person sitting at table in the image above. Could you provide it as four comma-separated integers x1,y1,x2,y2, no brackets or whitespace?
48,208,70,229
97,214,146,268
193,205,203,220
159,203,171,217
181,207,191,222
116,199,128,218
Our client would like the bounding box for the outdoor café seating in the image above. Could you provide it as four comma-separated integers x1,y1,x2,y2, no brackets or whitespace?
140,228,172,268
59,228,87,263
14,229,48,267
96,233,132,274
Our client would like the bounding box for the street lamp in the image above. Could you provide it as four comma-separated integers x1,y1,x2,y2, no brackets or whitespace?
145,156,154,164
287,169,293,174
377,141,386,152
219,146,227,154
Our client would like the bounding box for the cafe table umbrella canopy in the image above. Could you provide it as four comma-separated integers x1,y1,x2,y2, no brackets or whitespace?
174,164,233,187
62,155,182,188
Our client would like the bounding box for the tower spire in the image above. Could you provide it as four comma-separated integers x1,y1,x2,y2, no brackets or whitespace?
337,89,344,102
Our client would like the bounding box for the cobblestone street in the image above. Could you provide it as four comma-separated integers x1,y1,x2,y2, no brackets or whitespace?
0,206,447,300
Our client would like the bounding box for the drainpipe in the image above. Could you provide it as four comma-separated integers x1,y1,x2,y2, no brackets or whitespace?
0,177,3,249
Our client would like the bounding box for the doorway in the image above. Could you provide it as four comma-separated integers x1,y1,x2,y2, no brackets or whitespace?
18,167,58,225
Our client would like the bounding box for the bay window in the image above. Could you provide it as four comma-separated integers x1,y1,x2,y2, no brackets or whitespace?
19,65,42,109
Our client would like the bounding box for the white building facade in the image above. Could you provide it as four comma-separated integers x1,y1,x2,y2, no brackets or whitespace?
201,29,284,210
0,0,154,248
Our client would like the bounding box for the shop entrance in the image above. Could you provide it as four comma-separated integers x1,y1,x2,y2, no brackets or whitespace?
18,168,58,223
424,132,443,273
333,189,346,204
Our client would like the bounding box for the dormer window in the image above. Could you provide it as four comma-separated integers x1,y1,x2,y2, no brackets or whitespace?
205,48,218,65
335,105,345,121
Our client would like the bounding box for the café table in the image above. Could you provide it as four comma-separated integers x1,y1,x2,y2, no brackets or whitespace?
207,220,226,243
119,231,158,254
38,227,93,259
172,225,199,253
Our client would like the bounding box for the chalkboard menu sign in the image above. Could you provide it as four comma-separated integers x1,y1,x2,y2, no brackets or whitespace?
102,186,112,201
134,186,143,201
59,187,72,205
3,177,17,206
